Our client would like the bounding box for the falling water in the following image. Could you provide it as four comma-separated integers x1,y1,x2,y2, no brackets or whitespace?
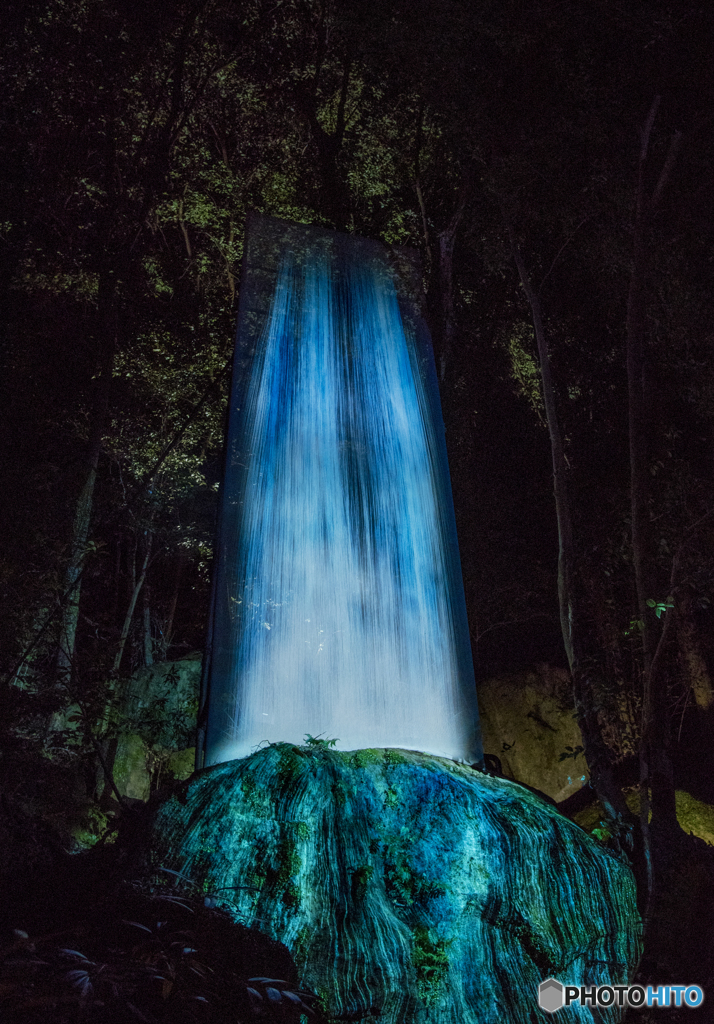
199,215,482,766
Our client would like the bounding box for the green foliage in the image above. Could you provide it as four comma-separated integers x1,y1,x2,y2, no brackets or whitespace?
304,734,338,749
505,323,546,425
70,805,114,850
646,597,674,620
591,822,613,843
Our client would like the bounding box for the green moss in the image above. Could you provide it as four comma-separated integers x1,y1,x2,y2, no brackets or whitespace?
350,748,382,769
291,924,311,970
281,879,301,909
288,820,311,841
241,771,257,799
674,791,714,845
383,748,409,767
384,784,400,808
276,745,307,786
167,747,195,781
245,869,266,891
573,789,714,847
413,926,450,1005
377,825,446,908
277,838,301,885
275,822,305,910
331,781,348,806
508,915,559,974
351,865,374,901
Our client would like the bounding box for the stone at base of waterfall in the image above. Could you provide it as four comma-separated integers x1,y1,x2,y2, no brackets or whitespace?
147,745,641,1023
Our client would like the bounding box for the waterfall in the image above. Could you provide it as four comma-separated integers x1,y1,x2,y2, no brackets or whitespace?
200,214,481,766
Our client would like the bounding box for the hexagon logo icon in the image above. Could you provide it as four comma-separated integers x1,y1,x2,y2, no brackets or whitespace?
539,978,565,1013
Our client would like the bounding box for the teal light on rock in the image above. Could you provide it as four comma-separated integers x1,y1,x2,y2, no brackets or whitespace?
150,746,642,1023
199,214,482,767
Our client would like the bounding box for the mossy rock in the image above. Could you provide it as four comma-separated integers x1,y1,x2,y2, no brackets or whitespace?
145,746,641,1024
573,789,714,847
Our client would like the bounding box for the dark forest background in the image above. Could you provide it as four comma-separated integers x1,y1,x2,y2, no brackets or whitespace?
2,0,714,1017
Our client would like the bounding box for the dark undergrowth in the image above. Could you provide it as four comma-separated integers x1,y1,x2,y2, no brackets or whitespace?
0,788,320,1024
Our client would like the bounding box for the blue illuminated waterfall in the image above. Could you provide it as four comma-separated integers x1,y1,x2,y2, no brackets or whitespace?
199,214,482,767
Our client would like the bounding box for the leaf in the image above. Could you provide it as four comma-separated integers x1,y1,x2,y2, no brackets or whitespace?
126,1001,155,1023
152,896,194,911
159,867,194,883
188,963,209,979
282,989,316,1014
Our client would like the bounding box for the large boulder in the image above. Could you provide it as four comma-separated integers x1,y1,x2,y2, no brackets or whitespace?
478,665,589,803
112,656,200,801
146,744,641,1023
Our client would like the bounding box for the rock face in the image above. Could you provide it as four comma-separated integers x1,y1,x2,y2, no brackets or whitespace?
112,656,200,800
148,744,641,1023
478,665,588,803
110,659,607,806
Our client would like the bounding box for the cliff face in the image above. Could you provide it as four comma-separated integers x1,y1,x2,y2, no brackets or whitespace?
147,744,641,1023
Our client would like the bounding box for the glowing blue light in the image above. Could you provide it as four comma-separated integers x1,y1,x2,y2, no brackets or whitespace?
201,216,481,766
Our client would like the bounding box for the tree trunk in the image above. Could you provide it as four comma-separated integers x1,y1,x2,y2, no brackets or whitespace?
435,171,471,382
56,275,117,684
625,101,684,879
293,52,352,230
676,586,712,711
113,530,153,675
436,222,458,383
158,549,185,660
143,584,154,667
507,227,631,823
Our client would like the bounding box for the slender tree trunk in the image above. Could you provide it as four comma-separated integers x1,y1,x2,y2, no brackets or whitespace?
507,226,631,823
293,53,352,230
143,585,154,667
437,222,458,383
627,99,660,678
113,530,153,675
98,530,152,803
625,101,684,875
676,586,712,711
159,549,185,660
435,173,471,382
56,276,117,683
414,99,432,281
